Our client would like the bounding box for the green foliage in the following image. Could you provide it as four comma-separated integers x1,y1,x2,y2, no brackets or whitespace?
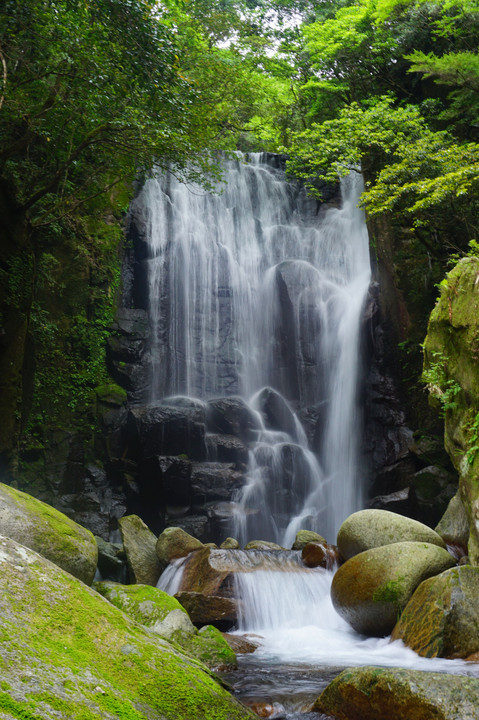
422,350,462,415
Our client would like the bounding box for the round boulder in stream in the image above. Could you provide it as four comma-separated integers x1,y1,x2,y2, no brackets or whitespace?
337,508,447,560
314,666,479,720
391,565,479,658
331,541,455,636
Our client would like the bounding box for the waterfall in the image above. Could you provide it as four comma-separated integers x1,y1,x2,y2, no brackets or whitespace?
137,153,371,543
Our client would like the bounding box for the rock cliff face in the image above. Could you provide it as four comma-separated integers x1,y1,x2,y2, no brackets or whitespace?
423,257,479,562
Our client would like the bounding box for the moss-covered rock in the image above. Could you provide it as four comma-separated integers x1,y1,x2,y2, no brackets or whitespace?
313,665,479,720
156,526,204,574
391,565,479,658
435,492,469,551
118,514,161,585
337,509,446,560
331,541,455,636
93,581,237,670
0,534,253,719
0,482,97,584
243,540,284,550
424,257,479,564
291,529,326,550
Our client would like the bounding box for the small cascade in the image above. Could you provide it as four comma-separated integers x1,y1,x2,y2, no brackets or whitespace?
135,152,371,543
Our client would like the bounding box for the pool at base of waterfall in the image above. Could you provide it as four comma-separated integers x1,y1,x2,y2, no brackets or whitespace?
222,656,340,719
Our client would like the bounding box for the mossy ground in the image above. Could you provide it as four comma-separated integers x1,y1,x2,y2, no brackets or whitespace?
0,536,253,720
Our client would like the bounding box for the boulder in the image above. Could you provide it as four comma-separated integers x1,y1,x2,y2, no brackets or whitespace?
178,547,235,597
337,508,446,560
118,514,161,585
244,540,285,551
222,633,261,654
95,536,128,583
205,434,249,467
423,257,479,563
156,526,204,573
253,386,300,440
176,591,238,631
313,665,479,720
0,534,252,719
331,541,455,636
301,541,338,569
391,565,479,658
221,537,240,549
127,405,207,461
93,581,236,670
435,492,469,551
207,397,261,442
292,529,326,550
190,462,245,504
0,482,97,584
367,487,418,517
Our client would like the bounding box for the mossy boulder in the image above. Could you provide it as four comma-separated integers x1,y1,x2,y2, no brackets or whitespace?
331,541,455,636
337,508,446,560
243,540,284,550
423,257,479,564
93,581,236,670
220,537,240,549
0,482,97,584
156,526,204,574
435,492,469,551
0,534,254,720
118,514,161,585
291,529,326,550
313,665,479,720
391,565,479,658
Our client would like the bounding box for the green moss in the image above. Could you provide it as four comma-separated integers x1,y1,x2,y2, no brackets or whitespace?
93,581,187,623
172,625,237,670
94,384,127,406
0,536,252,720
372,576,405,606
0,692,43,720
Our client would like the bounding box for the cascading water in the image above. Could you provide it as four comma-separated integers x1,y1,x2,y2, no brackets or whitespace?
137,153,371,543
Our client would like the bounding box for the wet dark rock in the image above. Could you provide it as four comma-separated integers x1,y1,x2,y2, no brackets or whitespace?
301,541,338,569
206,434,249,467
175,591,238,631
165,513,211,542
367,487,418,517
106,309,151,403
207,397,261,442
254,387,300,440
127,406,207,461
190,462,245,505
410,465,457,526
273,260,325,403
222,633,260,654
95,536,128,583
